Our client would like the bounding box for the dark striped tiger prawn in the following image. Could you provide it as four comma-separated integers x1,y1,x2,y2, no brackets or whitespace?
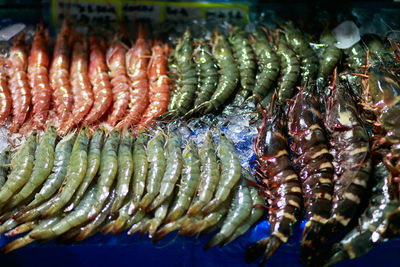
245,105,302,265
324,80,372,236
288,83,334,263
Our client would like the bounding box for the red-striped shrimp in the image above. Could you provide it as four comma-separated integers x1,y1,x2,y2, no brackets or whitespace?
116,28,150,129
7,32,30,132
58,36,93,135
137,43,169,129
83,35,112,125
106,37,130,126
27,23,51,131
49,19,73,125
0,58,11,125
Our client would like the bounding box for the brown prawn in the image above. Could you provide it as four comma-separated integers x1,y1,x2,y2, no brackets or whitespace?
58,35,93,135
7,32,31,132
245,105,302,264
0,58,11,126
138,43,169,129
84,35,112,125
49,19,73,125
116,28,150,129
106,37,130,126
27,23,51,130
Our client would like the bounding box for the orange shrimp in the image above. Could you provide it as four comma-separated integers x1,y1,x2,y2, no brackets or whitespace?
116,29,150,129
58,35,94,135
7,32,30,132
83,35,112,125
27,23,51,130
137,43,170,128
0,59,11,125
106,37,130,126
49,19,73,125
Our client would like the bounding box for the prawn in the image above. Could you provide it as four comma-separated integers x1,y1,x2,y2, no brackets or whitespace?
0,58,11,125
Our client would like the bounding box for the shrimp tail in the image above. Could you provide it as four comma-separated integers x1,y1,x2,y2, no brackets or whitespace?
204,233,225,250
323,250,349,267
245,236,282,264
101,220,115,235
152,219,182,243
139,193,154,211
300,221,328,264
5,221,36,236
3,236,35,254
187,201,205,216
165,206,184,223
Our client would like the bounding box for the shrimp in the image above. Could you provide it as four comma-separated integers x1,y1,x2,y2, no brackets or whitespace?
7,32,30,132
221,186,266,246
6,126,57,210
143,194,174,238
344,41,367,72
324,80,372,235
245,106,302,264
83,35,112,125
106,37,130,126
288,84,334,263
58,36,93,135
138,43,170,128
127,215,152,235
76,188,117,241
165,140,200,223
139,130,166,211
276,37,300,103
49,19,73,124
30,185,97,240
128,129,148,214
148,130,182,211
0,58,11,125
5,220,37,237
65,127,105,212
193,42,218,107
204,180,252,249
202,131,241,214
0,133,36,208
87,129,120,220
27,131,75,209
196,32,239,114
247,27,280,103
28,23,51,130
283,21,318,84
110,129,134,214
42,127,90,218
116,28,150,129
317,30,342,87
0,147,11,188
228,26,256,104
169,28,197,117
188,131,220,216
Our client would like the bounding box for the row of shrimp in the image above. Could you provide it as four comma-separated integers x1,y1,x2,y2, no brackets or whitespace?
0,123,265,254
2,20,170,136
248,19,400,265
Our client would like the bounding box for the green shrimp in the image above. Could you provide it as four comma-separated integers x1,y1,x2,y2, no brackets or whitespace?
317,30,342,85
148,130,182,211
139,130,166,211
66,127,105,212
165,140,200,223
0,147,11,188
204,180,253,249
6,126,57,210
283,21,318,84
0,133,36,208
344,41,367,72
193,42,218,107
143,194,174,238
228,26,256,104
42,127,90,217
171,28,197,116
188,131,220,216
110,129,134,214
276,37,300,103
248,27,280,103
87,129,120,220
27,131,75,209
203,132,241,214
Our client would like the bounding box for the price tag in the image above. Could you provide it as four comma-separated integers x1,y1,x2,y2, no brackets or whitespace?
164,5,202,22
122,3,161,23
205,7,247,23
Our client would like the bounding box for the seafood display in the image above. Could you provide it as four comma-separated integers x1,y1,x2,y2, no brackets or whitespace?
1,9,400,267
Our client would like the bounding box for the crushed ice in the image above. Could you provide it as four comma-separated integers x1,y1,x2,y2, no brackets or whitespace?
332,20,360,49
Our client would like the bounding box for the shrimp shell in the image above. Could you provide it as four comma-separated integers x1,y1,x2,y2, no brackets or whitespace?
106,39,130,126
7,32,31,132
49,19,73,124
28,23,51,130
84,35,112,125
0,148,10,188
0,58,11,125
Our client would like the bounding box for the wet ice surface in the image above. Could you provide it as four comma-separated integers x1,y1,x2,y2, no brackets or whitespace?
0,23,25,41
332,20,361,49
